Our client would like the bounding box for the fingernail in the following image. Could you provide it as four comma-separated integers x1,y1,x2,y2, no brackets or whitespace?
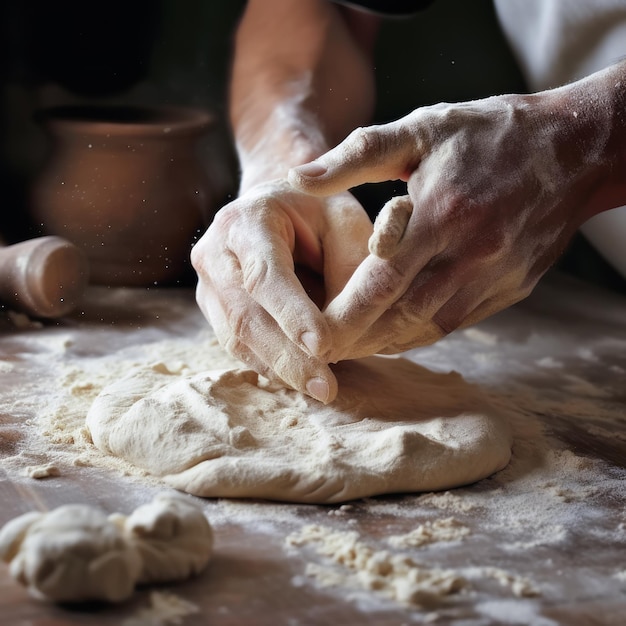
301,331,321,356
306,377,330,403
294,162,327,178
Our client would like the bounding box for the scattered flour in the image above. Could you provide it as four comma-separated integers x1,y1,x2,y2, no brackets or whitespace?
586,423,626,442
415,491,476,514
5,310,43,330
286,524,466,607
286,524,540,610
388,518,470,548
476,599,558,626
477,567,540,598
536,356,563,369
561,374,611,398
1,286,624,620
463,328,499,346
23,463,60,479
122,592,200,626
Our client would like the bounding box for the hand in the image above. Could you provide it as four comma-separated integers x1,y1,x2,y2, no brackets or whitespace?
191,179,372,402
289,93,603,360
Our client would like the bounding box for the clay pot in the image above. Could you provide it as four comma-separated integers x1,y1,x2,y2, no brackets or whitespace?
30,104,215,286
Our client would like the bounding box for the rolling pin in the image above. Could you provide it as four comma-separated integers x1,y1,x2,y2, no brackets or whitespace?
0,235,89,319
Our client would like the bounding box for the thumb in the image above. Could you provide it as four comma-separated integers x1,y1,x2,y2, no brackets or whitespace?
288,123,420,197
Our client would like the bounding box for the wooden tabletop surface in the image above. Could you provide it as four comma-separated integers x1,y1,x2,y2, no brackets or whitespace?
1,272,625,626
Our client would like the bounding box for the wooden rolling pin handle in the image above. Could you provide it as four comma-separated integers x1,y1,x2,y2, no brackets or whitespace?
0,236,89,319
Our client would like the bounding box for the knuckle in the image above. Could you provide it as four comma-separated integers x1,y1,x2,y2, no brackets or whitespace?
516,282,534,302
432,316,460,336
230,310,254,345
189,238,208,273
394,302,434,338
209,203,239,235
240,256,270,296
222,333,244,360
269,350,292,381
347,125,385,157
367,260,409,305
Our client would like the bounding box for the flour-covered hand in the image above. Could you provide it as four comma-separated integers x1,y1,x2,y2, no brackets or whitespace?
191,179,372,402
289,74,622,360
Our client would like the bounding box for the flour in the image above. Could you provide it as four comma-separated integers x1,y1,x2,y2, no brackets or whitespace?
388,518,470,548
478,567,540,598
463,328,499,346
585,424,626,442
414,491,477,514
286,524,466,607
5,310,43,330
286,524,541,609
23,463,60,479
122,592,200,626
536,356,563,369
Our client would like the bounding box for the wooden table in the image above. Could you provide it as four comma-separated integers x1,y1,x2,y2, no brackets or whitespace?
1,272,625,626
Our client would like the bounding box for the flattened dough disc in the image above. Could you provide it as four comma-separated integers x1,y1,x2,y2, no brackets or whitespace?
86,356,511,503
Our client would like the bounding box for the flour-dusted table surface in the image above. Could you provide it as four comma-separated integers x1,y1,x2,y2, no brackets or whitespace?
0,272,624,626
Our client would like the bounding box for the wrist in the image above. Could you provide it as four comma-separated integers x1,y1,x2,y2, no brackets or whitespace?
535,62,626,221
234,99,331,194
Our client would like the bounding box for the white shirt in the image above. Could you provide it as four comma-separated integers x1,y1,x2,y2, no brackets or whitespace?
495,0,626,278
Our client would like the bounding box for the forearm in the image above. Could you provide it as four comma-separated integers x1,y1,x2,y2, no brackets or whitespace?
230,0,378,192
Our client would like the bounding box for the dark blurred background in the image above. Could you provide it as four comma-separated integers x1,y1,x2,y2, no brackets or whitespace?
0,0,622,291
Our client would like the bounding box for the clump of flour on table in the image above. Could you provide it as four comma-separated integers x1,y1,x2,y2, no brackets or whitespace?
122,591,200,626
389,517,470,548
286,525,466,607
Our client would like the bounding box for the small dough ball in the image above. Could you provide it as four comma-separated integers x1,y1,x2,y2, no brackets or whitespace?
116,493,213,584
0,505,141,603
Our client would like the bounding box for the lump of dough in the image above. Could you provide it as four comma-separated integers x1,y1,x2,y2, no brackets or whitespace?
0,505,141,603
112,493,213,584
87,356,513,504
0,493,213,604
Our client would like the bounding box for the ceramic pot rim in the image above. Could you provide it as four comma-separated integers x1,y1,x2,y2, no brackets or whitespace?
35,105,214,137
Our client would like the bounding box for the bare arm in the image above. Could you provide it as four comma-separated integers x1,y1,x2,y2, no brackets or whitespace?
192,0,380,402
231,0,379,190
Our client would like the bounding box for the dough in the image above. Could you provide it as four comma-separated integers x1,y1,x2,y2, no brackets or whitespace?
111,493,213,584
86,356,512,503
0,505,141,603
0,494,212,603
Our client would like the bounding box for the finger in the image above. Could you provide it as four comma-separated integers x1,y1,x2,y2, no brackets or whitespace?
432,266,535,334
338,260,465,357
213,206,333,359
323,252,427,362
369,195,413,259
455,285,533,331
288,122,424,197
323,195,440,360
363,319,445,356
196,280,270,375
198,273,339,404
